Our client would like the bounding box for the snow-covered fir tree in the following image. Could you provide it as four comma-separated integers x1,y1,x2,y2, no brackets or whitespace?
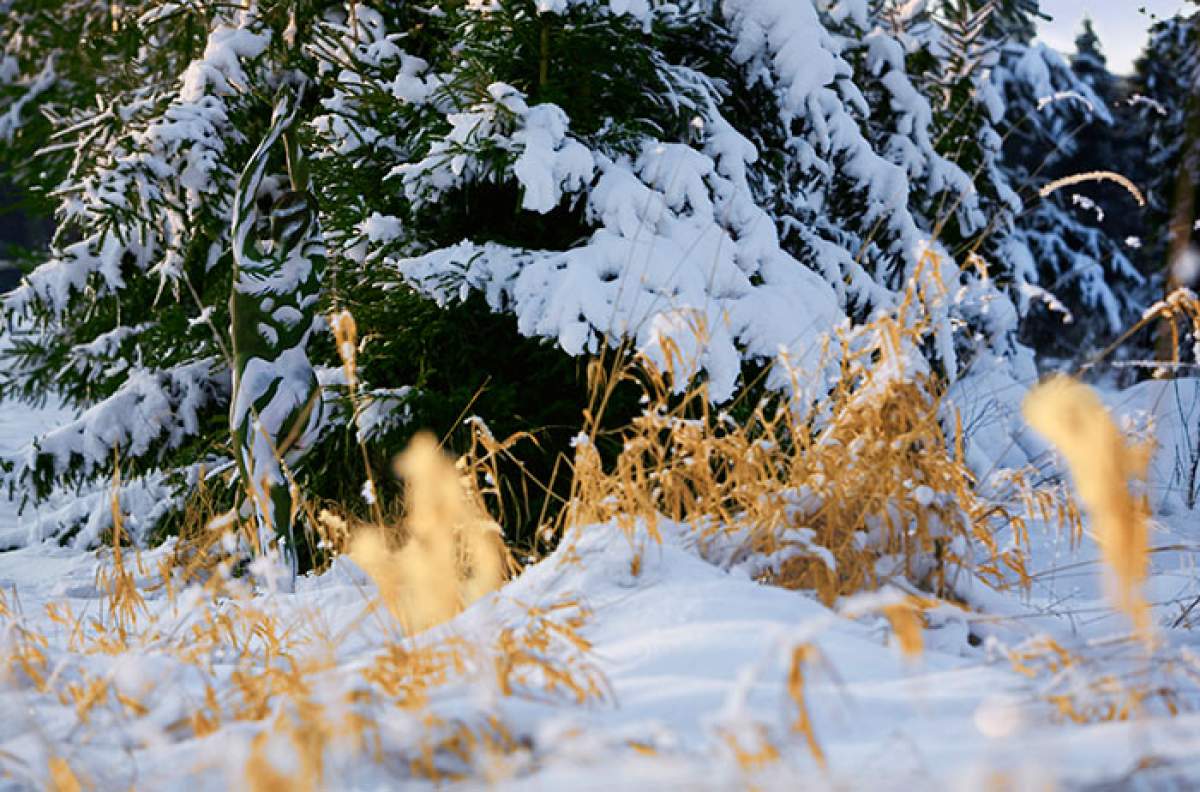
1069,17,1110,97
0,0,1130,550
0,1,331,547
989,15,1146,359
1132,5,1200,300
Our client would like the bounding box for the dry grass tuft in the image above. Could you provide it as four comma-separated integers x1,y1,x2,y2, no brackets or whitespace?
1023,376,1153,636
1087,288,1200,373
326,305,514,635
5,273,1191,785
0,413,598,787
559,259,1031,604
348,432,508,634
92,453,148,646
721,724,782,774
1008,636,1194,723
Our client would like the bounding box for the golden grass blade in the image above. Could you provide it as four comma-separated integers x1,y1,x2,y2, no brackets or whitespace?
883,599,925,661
48,757,83,792
1023,376,1152,637
787,644,826,768
1039,171,1146,207
349,432,506,634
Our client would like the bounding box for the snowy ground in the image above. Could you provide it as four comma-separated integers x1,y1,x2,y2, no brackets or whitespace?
0,392,71,550
1,378,1199,790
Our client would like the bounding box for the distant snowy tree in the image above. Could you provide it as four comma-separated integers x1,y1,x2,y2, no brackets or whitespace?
862,1,1141,359
998,48,1144,354
1062,16,1136,219
1132,6,1200,300
1069,17,1111,98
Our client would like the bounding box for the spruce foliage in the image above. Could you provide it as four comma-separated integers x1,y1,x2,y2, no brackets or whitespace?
1132,6,1200,297
0,0,1150,553
990,9,1145,359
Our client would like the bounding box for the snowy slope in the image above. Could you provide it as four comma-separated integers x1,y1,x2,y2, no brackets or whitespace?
1,514,1199,790
0,382,1198,789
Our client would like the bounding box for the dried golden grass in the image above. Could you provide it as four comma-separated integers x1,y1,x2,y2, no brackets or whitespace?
1039,171,1146,206
346,432,508,634
1086,288,1200,374
1003,293,1200,720
47,757,82,792
326,306,513,635
557,256,1033,605
93,451,148,644
1007,636,1192,724
882,598,926,660
0,426,595,788
720,724,782,775
786,644,825,768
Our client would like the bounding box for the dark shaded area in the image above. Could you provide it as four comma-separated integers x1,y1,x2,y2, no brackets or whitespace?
301,284,647,558
0,179,51,293
0,267,18,293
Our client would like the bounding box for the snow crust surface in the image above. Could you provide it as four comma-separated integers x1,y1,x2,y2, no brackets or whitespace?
2,378,1200,789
